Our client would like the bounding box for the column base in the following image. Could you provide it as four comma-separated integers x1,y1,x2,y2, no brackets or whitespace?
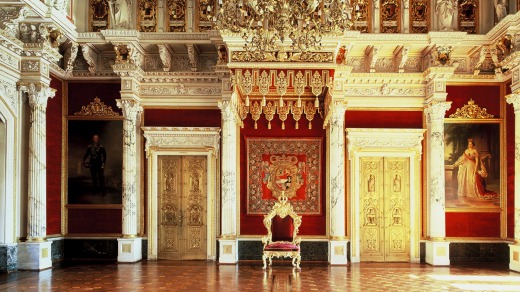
117,237,142,263
425,241,450,266
17,241,52,270
218,239,238,264
329,240,348,265
509,244,520,272
0,244,17,272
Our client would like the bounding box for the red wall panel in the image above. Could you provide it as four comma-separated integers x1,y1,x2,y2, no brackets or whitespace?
446,85,501,118
46,76,63,235
345,110,424,129
144,109,221,127
506,83,514,238
68,209,122,234
67,82,121,115
446,212,501,237
240,114,327,236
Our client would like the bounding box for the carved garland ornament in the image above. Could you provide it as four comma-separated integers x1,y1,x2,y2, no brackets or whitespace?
74,96,120,116
448,98,494,119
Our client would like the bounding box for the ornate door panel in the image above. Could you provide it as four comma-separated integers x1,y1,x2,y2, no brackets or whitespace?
384,157,410,262
360,157,410,262
158,156,207,260
360,157,385,261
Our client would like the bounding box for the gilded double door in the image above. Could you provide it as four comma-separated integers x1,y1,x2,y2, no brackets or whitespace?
158,155,207,260
360,157,410,262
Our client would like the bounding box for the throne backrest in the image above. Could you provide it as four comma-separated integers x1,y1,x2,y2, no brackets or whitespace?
263,196,302,244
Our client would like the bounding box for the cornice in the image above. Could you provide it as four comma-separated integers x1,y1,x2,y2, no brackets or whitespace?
345,73,425,84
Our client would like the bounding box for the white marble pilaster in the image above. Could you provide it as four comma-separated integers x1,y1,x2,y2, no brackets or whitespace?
328,101,348,265
506,92,520,272
17,82,55,270
424,101,451,266
218,100,239,264
116,99,142,262
19,83,55,241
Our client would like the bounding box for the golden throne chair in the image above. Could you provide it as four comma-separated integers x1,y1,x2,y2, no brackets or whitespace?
262,193,302,270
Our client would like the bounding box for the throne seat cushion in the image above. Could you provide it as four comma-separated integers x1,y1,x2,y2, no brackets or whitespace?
264,243,300,252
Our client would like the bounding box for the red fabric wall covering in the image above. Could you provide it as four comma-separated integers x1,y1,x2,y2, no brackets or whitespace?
143,109,221,127
345,111,424,129
446,85,501,117
240,115,327,236
446,212,501,237
67,82,121,115
46,76,63,235
506,83,514,238
68,209,122,234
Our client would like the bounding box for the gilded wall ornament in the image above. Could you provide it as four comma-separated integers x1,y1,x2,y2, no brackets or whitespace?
381,0,400,33
90,0,110,31
410,0,429,33
167,0,186,32
351,0,371,33
138,0,157,32
448,98,494,119
458,0,478,34
74,96,120,116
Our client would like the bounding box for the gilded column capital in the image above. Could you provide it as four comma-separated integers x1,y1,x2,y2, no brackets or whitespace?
18,82,56,108
424,101,451,124
506,92,520,113
218,99,240,123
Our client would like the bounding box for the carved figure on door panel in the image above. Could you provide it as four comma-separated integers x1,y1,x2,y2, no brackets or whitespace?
392,207,402,225
366,206,376,225
368,174,375,192
191,172,200,192
393,174,401,192
162,204,178,225
189,205,202,225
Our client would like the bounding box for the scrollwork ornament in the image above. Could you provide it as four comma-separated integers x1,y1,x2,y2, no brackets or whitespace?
448,98,494,119
74,96,120,116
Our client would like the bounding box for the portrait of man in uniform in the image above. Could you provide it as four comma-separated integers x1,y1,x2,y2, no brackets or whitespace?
83,134,107,196
67,120,123,204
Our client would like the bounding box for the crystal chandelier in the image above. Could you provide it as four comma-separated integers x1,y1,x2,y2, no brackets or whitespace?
212,0,353,53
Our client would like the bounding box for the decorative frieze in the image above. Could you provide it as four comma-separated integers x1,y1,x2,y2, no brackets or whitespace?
231,51,333,63
21,60,39,72
140,86,220,96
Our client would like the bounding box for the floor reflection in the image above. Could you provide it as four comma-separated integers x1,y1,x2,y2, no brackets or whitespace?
0,261,515,291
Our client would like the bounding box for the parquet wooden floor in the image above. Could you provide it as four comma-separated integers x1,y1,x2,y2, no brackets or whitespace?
0,261,519,291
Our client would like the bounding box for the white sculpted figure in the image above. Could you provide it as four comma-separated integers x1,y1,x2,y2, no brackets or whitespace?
109,0,132,29
436,0,456,31
494,0,508,23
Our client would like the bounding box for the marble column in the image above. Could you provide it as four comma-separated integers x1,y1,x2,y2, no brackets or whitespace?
116,99,143,262
218,100,239,264
328,101,348,265
506,92,520,272
17,83,55,270
424,101,451,266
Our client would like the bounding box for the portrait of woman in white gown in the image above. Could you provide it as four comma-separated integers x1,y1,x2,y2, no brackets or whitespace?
453,139,498,200
444,122,501,209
